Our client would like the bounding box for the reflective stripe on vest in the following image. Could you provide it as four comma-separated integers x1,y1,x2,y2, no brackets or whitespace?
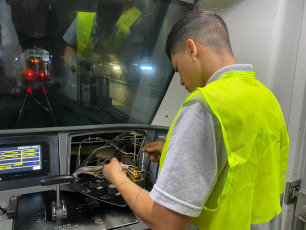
77,12,95,58
159,71,289,230
77,7,142,58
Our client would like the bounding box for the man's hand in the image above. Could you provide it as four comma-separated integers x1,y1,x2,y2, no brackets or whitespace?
102,158,127,184
102,155,192,230
64,46,76,73
141,141,165,163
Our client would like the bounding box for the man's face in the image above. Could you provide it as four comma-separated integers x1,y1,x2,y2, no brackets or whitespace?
171,51,202,93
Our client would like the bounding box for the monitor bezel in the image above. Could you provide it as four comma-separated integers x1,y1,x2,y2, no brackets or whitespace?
0,135,59,191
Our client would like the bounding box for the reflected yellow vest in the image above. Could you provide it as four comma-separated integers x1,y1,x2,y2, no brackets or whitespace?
77,7,142,58
159,71,289,230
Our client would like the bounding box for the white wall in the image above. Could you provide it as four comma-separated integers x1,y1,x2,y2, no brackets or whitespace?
282,1,306,229
152,72,188,126
199,0,304,124
153,0,304,127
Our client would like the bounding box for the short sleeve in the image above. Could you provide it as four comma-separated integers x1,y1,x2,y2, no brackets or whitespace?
150,101,218,217
63,17,77,48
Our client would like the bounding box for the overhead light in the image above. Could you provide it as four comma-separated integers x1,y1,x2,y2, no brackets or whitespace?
113,66,120,70
140,66,153,71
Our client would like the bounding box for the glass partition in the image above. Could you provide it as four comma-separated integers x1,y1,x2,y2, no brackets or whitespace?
0,0,192,129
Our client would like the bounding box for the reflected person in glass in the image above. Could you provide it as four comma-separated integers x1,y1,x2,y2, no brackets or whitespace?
63,0,122,73
63,0,142,73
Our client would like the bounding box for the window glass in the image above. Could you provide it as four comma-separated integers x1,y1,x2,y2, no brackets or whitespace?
0,0,192,129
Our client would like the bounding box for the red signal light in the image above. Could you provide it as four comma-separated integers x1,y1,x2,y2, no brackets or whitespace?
40,73,45,77
27,72,32,77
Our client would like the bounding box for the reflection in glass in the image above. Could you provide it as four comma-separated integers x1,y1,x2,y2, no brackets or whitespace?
0,0,192,130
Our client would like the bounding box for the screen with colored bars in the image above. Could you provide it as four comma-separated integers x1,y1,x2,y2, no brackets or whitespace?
0,145,42,175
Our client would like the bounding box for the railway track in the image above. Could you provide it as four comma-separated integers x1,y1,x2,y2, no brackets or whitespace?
0,83,133,130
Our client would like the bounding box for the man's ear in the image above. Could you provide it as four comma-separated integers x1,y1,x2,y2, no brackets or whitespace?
186,39,198,61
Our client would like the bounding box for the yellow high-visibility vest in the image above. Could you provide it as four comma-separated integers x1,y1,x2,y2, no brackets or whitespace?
159,71,289,229
77,7,142,58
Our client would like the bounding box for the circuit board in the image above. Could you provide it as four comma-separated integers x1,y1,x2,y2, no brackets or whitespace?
69,131,147,207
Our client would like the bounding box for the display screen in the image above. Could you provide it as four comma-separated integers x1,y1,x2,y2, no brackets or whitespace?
0,144,42,174
0,0,192,130
0,142,50,181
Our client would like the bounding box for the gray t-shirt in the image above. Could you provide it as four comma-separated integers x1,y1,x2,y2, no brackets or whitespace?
150,64,253,217
63,17,78,48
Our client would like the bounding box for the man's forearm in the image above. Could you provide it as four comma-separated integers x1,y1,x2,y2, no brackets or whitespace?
111,174,155,228
64,46,76,72
111,174,191,230
64,46,76,60
102,158,191,229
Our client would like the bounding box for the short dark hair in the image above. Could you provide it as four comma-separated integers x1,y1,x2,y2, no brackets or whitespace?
96,0,123,25
165,11,234,60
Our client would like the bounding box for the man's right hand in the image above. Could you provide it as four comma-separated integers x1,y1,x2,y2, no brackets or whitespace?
64,45,76,73
141,141,165,163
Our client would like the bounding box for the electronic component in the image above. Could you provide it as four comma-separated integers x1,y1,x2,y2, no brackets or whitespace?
13,190,138,230
0,135,59,191
68,131,147,206
40,175,74,220
6,195,18,219
0,141,50,183
108,184,117,195
1,144,42,175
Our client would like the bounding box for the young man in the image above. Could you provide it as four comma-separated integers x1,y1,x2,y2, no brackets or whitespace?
103,11,289,230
